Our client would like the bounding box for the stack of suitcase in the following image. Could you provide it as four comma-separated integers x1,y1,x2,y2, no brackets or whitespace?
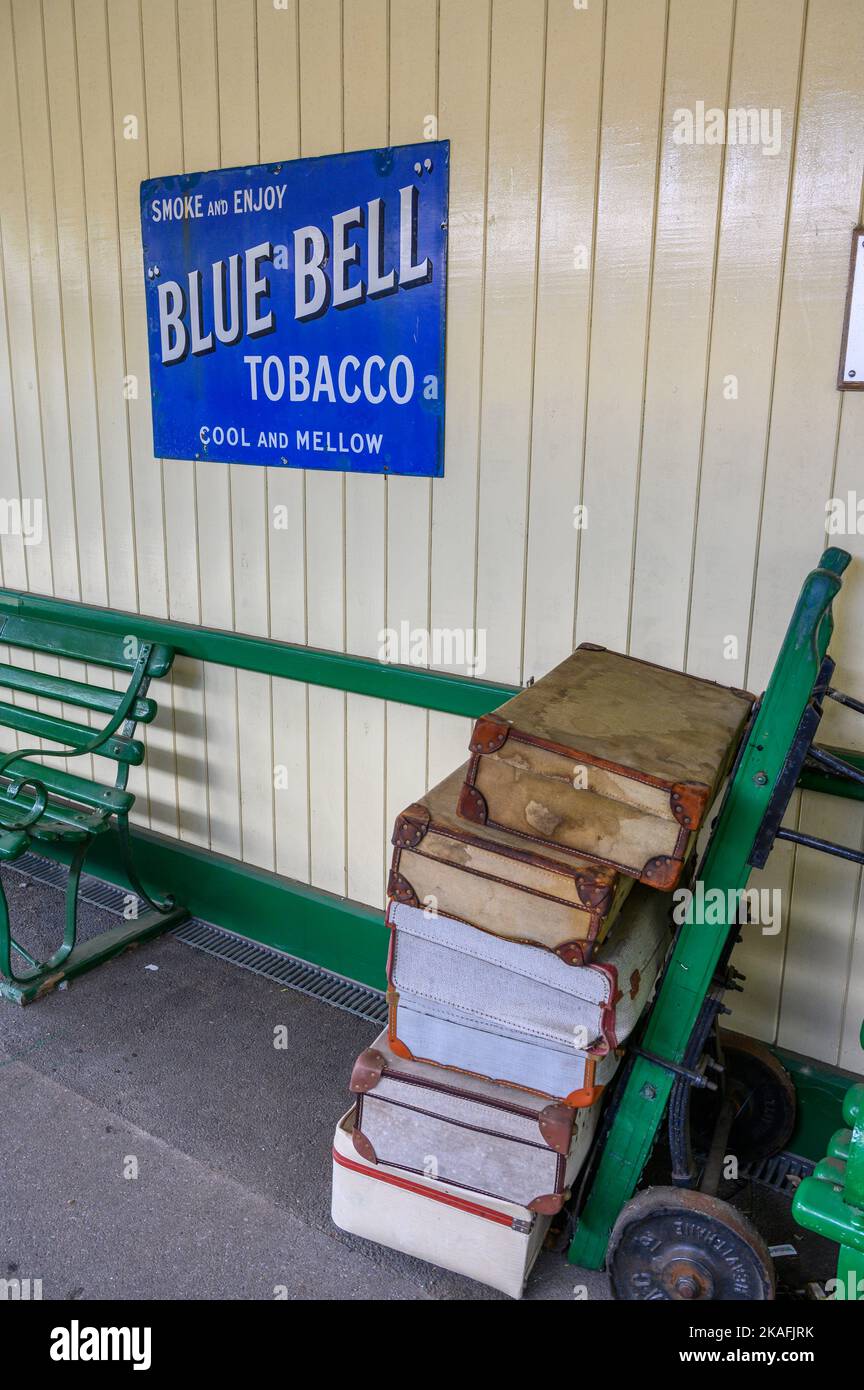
331,644,754,1296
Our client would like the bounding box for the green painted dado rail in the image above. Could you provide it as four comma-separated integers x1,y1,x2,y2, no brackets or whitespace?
0,589,518,719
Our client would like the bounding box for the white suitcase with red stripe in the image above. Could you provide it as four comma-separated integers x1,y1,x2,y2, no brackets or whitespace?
331,1106,550,1298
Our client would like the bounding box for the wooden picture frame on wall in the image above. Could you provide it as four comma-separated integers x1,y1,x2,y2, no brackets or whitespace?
838,226,864,390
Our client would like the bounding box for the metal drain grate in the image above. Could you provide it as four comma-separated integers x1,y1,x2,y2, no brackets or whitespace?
741,1150,814,1193
173,917,387,1023
5,851,387,1025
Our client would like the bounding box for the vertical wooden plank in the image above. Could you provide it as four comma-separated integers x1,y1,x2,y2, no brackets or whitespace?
176,0,241,859
754,0,864,1063
574,0,666,653
522,0,602,683
473,0,546,684
343,0,388,906
56,0,142,836
109,0,178,837
0,220,28,598
37,0,112,783
10,0,79,602
425,0,487,671
748,0,864,693
686,0,805,687
0,2,28,610
680,0,806,1057
146,0,200,639
141,0,207,845
427,712,472,789
73,0,138,613
0,0,54,600
42,0,107,607
257,0,309,882
215,0,274,871
5,1,76,783
383,0,439,844
107,0,168,621
299,0,345,895
629,0,734,669
829,394,864,1072
424,0,490,805
422,4,493,796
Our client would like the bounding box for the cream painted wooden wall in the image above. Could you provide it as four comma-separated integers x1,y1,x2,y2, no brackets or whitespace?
1,0,863,1070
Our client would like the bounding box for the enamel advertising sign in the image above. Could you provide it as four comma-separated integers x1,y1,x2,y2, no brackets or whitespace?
140,141,448,475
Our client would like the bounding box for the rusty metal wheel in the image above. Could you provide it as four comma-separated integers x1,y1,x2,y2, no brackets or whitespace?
692,1030,797,1168
608,1187,775,1301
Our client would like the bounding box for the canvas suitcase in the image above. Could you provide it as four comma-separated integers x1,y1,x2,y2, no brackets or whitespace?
387,882,669,1072
389,764,634,965
331,1106,550,1298
458,644,753,890
349,1029,609,1214
388,995,621,1105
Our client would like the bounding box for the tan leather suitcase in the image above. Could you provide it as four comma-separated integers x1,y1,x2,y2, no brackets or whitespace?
389,764,633,965
458,644,754,890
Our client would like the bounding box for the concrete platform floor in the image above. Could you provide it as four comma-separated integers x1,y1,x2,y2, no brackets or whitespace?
0,866,832,1301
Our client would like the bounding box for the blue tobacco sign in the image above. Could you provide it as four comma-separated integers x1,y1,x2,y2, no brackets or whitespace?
140,141,448,476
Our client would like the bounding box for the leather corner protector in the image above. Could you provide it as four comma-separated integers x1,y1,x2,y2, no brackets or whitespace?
555,940,589,967
537,1102,575,1155
392,803,430,848
641,855,683,891
457,781,488,825
565,1083,604,1109
576,642,606,652
349,1048,387,1095
468,715,510,756
528,1192,567,1216
669,781,709,830
574,875,615,914
352,1128,378,1164
387,869,419,906
564,1059,599,1109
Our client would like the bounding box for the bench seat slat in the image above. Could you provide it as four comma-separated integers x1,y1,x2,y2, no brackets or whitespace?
0,662,157,722
0,758,133,813
0,700,143,764
0,613,173,677
0,786,106,834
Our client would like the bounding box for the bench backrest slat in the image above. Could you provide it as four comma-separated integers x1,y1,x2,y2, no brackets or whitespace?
0,613,173,677
0,662,157,723
0,699,144,764
0,756,134,813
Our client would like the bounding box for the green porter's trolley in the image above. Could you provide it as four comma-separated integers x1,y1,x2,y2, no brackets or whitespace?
568,546,864,1299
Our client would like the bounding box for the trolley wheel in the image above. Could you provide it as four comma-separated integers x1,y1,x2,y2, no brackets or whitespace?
691,1031,797,1167
607,1187,775,1301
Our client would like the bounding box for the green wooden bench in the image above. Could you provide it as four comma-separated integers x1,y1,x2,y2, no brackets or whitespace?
0,607,188,1004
